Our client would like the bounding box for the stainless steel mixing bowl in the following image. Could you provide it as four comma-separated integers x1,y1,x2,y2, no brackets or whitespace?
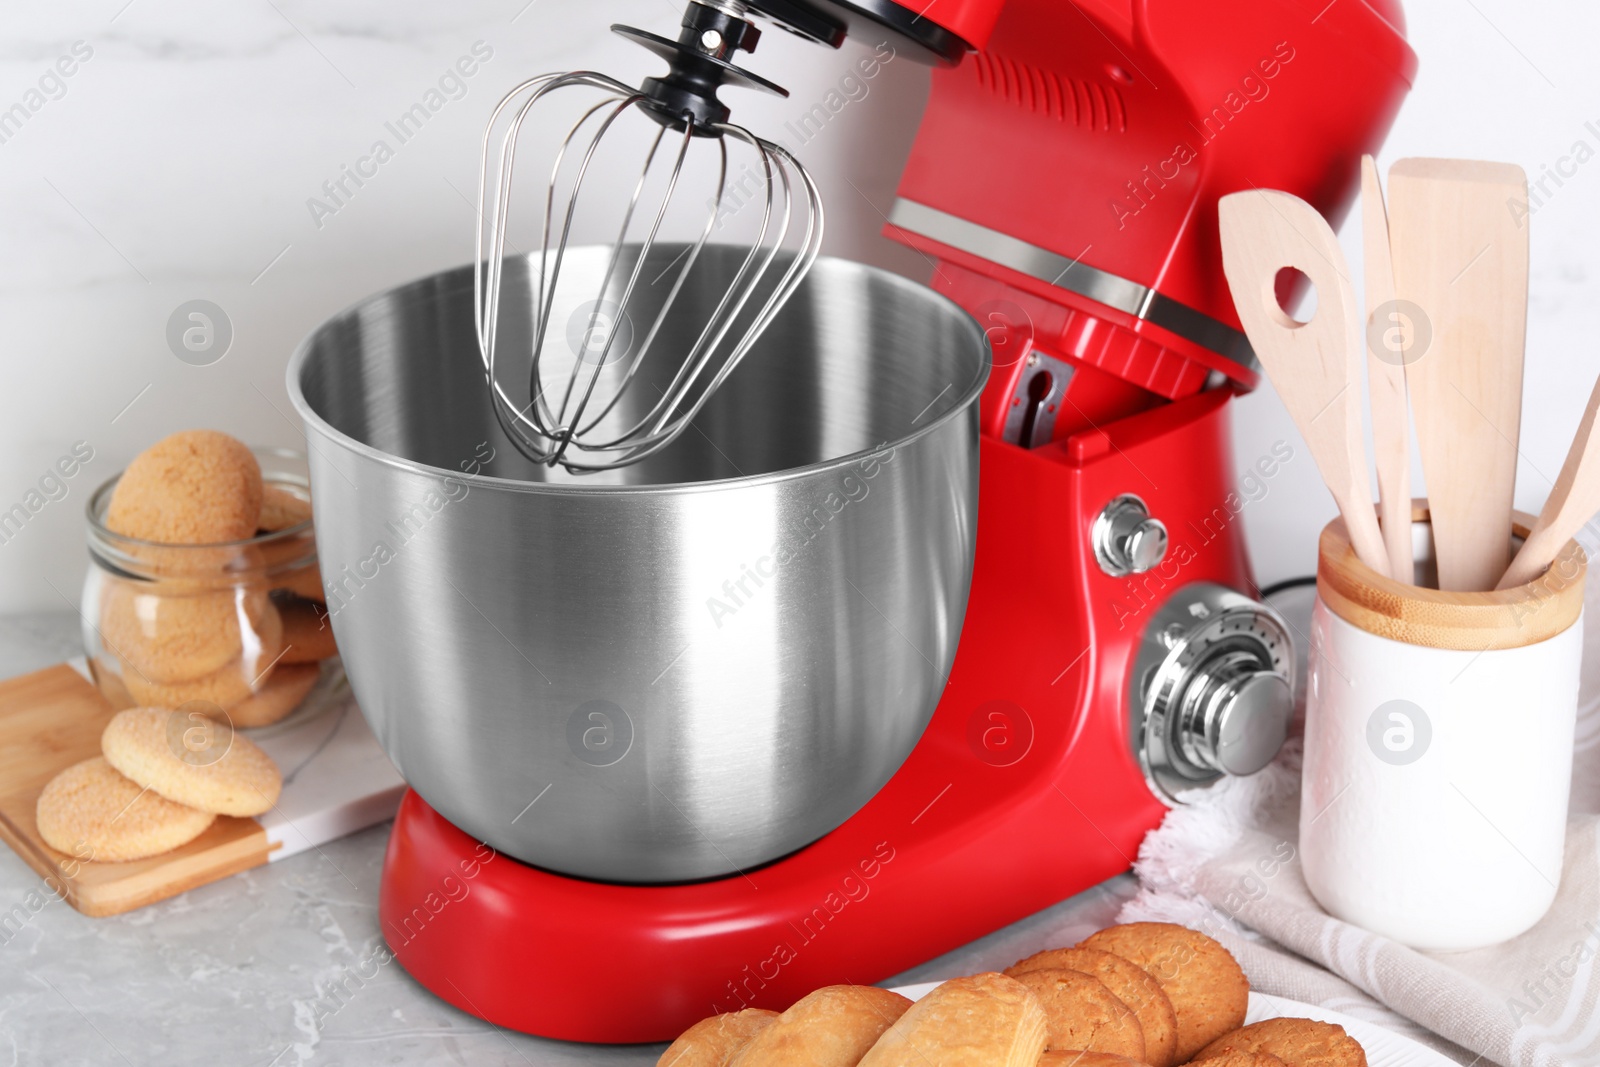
287,245,988,883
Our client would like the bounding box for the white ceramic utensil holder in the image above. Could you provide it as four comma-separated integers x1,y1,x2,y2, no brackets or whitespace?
1301,502,1586,951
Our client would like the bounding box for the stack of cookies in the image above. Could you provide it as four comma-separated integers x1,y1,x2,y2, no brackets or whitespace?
96,429,334,728
660,923,1367,1067
35,707,283,863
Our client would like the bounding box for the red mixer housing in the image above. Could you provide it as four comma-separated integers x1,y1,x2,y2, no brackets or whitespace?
379,0,1415,1041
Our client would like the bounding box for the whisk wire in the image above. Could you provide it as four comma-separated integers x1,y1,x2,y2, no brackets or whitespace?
569,136,726,441
619,133,823,463
546,119,696,469
533,92,641,437
540,97,657,429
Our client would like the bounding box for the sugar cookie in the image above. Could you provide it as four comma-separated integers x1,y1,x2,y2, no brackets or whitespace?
99,578,270,684
125,658,256,709
106,430,263,544
1008,946,1178,1067
101,707,282,817
1079,923,1248,1063
224,663,320,728
258,485,313,531
659,1008,779,1067
35,757,215,863
121,597,283,708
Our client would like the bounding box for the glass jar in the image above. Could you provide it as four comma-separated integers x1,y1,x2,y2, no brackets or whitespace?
81,447,329,723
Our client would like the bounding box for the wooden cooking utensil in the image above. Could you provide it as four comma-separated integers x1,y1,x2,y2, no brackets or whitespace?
1387,158,1529,591
1219,189,1389,576
1498,372,1600,589
1361,156,1412,582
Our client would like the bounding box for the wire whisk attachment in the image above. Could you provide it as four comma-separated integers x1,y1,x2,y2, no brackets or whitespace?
473,2,823,474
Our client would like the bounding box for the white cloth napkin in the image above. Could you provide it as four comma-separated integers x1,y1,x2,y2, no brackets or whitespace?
1121,558,1600,1067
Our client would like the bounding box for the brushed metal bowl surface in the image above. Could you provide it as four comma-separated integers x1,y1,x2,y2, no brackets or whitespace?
287,246,988,883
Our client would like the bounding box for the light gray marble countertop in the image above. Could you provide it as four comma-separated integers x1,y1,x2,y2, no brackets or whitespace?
0,611,1136,1066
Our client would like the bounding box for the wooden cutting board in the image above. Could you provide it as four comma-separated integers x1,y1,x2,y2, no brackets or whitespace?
0,664,271,916
0,661,405,917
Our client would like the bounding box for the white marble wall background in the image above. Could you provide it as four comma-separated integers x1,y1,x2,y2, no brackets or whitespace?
0,0,935,613
0,0,1598,613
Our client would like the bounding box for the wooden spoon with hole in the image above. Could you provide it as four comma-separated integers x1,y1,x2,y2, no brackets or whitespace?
1220,189,1389,576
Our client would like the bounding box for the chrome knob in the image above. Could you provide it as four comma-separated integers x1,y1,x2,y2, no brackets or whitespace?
1130,583,1295,804
1174,649,1293,777
1093,494,1169,577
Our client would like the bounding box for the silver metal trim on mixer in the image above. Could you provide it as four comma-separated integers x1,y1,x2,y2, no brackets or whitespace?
887,198,1257,368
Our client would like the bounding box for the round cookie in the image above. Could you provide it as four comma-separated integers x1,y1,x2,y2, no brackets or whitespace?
659,1008,778,1067
1194,1051,1289,1067
258,485,313,531
36,757,215,863
121,598,284,708
1009,968,1145,1061
276,596,337,663
1039,1055,1153,1067
1193,1018,1364,1067
125,657,256,709
1079,922,1249,1063
275,562,325,603
99,578,270,683
106,430,263,544
1008,946,1179,1067
101,707,282,817
224,663,321,728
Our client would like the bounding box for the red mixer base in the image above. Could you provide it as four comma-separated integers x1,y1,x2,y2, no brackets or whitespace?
379,387,1256,1043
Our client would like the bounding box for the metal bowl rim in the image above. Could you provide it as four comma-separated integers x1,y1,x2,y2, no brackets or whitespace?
284,249,991,497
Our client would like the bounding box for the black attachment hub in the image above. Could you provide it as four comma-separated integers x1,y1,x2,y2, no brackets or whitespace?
613,3,790,135
744,0,973,66
612,0,974,134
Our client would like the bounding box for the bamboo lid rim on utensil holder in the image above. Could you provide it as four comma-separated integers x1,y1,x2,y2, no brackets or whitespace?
1317,499,1586,650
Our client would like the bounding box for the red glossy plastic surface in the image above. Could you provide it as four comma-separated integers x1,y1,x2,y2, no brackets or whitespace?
891,0,1416,399
381,387,1257,1043
933,257,1226,411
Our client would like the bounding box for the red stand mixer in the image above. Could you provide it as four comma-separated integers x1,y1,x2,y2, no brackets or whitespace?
372,0,1415,1042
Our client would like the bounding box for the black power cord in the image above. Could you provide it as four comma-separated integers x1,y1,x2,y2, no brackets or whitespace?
1259,574,1317,601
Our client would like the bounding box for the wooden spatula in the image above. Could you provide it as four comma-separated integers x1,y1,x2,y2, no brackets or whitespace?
1387,158,1529,591
1498,372,1600,589
1361,156,1413,582
1219,189,1389,576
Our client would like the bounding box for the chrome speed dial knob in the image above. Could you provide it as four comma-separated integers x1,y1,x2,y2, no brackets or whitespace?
1130,583,1295,804
1174,649,1293,777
